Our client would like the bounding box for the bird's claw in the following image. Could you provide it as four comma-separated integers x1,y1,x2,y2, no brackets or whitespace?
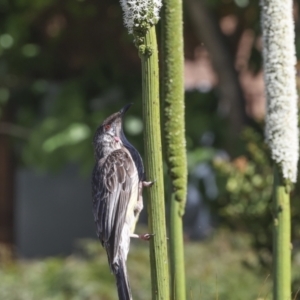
139,233,155,241
143,180,156,187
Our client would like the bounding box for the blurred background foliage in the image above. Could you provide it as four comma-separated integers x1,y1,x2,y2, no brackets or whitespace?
1,0,300,298
0,231,277,300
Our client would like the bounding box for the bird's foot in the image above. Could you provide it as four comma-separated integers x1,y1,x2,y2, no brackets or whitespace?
143,180,156,187
130,233,155,241
140,233,155,241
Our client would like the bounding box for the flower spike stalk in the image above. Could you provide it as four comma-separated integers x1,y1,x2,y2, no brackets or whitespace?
261,0,299,299
161,0,187,298
120,1,170,300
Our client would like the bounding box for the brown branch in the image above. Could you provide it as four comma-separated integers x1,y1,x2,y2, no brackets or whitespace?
0,108,16,261
0,122,31,139
185,0,248,135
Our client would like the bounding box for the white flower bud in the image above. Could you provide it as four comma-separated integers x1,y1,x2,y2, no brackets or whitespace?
120,0,162,34
261,0,299,182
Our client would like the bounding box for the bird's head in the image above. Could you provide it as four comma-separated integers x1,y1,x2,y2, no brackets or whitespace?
115,103,132,138
93,103,132,157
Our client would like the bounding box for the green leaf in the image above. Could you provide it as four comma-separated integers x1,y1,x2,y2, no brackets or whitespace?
43,123,91,153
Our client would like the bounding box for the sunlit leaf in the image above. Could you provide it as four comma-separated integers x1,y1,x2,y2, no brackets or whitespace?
43,123,91,153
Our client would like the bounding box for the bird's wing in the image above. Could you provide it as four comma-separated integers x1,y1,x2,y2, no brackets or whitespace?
92,148,138,264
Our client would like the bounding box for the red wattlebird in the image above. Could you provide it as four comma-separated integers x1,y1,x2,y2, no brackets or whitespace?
92,104,153,300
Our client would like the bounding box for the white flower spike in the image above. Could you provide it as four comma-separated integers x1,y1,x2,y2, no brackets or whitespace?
261,0,299,183
120,0,162,34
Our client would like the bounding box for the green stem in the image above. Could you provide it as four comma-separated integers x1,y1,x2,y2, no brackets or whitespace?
169,194,186,300
140,26,170,300
273,166,291,300
161,0,187,298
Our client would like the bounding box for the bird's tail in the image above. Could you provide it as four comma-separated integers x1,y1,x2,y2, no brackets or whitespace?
113,258,132,300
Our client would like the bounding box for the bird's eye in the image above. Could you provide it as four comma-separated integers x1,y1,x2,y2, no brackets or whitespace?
104,124,111,131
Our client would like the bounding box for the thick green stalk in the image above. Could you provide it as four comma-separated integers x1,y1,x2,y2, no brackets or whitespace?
161,0,186,211
273,167,291,300
260,0,297,299
169,195,186,299
161,0,187,298
140,26,170,300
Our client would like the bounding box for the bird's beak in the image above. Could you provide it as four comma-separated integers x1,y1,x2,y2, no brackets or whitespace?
120,103,133,116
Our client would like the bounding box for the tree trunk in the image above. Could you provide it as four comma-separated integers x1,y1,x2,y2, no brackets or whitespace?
185,0,247,136
0,106,15,261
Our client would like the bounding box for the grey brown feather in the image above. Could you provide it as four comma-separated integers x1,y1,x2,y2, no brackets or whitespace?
92,107,142,300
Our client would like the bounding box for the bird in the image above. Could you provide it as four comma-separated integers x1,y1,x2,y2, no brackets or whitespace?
117,104,145,182
92,104,153,300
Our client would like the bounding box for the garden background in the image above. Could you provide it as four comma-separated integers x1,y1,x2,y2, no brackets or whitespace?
1,0,300,299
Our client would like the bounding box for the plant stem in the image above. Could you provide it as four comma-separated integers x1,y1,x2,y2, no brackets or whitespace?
273,166,291,300
140,26,170,300
161,0,187,298
169,194,186,299
260,0,297,298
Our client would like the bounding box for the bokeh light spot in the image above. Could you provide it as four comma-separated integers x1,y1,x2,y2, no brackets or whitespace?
0,87,10,104
234,0,249,8
22,44,40,57
124,116,143,135
0,34,13,49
